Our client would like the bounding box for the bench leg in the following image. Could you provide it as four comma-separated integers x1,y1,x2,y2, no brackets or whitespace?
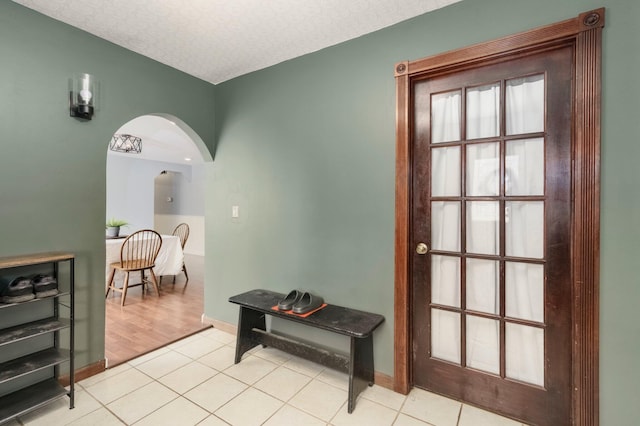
348,335,375,413
234,306,266,364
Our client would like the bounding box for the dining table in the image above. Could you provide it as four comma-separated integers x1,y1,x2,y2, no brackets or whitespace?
105,234,184,282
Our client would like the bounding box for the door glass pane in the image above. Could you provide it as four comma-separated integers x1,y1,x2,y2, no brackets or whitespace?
506,74,545,135
467,316,500,374
467,142,499,196
506,262,544,322
432,90,461,143
467,83,500,139
506,138,544,196
466,258,499,314
432,255,460,308
506,323,544,386
432,201,460,251
466,201,499,255
505,201,544,258
431,309,460,364
432,146,461,196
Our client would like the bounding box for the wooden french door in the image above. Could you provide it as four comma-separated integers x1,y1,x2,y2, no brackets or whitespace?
411,46,572,425
394,9,603,426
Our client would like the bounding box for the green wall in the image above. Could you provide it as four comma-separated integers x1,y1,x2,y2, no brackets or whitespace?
0,2,215,370
2,0,638,424
210,0,640,424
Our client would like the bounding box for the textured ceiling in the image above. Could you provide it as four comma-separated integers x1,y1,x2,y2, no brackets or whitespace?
12,0,461,85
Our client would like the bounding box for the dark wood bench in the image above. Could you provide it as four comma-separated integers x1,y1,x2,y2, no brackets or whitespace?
228,289,385,413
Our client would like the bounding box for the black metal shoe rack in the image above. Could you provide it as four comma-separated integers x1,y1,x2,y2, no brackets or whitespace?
0,252,74,423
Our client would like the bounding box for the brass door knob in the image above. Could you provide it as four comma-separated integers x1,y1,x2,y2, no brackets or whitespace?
416,243,429,255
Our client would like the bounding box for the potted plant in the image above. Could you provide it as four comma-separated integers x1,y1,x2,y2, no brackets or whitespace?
105,218,128,237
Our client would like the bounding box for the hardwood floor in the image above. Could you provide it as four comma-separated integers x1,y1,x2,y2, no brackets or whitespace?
105,254,210,367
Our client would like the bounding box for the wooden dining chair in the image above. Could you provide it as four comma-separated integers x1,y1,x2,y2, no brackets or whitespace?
171,223,190,285
105,229,163,306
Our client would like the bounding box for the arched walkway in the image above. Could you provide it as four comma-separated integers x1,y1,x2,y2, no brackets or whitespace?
105,113,213,366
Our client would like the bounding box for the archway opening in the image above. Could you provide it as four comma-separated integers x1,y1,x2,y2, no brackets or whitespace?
105,113,212,367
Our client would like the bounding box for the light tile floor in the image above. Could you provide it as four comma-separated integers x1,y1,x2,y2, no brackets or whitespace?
11,328,530,425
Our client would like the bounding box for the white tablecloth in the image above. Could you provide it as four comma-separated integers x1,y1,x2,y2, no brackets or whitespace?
106,234,184,281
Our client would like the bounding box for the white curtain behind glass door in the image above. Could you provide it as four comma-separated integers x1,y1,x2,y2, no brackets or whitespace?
430,90,463,364
504,75,545,385
430,76,545,385
465,83,502,375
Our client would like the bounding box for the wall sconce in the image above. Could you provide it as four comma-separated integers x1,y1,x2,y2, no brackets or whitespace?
110,134,142,153
69,73,95,120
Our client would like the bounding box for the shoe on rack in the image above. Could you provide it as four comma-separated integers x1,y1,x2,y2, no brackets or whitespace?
1,277,35,303
32,274,59,298
292,292,324,314
277,289,303,311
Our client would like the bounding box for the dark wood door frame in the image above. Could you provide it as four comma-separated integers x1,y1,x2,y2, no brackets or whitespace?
393,9,603,425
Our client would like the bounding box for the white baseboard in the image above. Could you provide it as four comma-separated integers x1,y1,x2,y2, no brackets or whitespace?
202,315,237,335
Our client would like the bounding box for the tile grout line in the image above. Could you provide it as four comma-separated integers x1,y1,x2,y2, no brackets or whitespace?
16,328,522,425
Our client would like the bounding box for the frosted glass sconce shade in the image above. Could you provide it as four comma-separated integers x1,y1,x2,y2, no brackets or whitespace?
69,73,95,120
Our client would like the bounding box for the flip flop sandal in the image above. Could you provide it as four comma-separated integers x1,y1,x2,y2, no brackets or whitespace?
292,292,324,314
277,289,303,311
32,274,59,298
1,276,35,303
